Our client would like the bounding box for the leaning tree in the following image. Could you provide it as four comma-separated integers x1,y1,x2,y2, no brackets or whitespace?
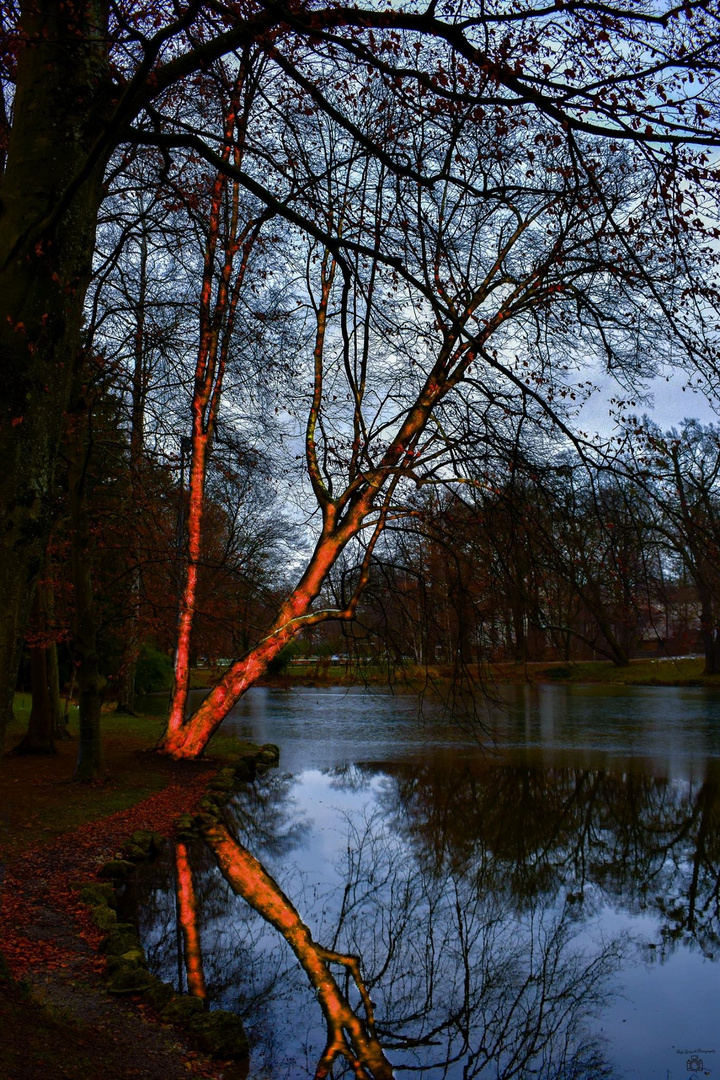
1,0,719,760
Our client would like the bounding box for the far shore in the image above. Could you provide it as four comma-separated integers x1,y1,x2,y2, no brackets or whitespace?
183,655,720,694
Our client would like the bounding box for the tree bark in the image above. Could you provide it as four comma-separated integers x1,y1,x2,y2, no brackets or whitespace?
43,576,66,738
159,520,348,758
48,639,67,739
116,228,149,716
0,0,110,753
699,589,718,676
12,585,56,755
68,376,104,782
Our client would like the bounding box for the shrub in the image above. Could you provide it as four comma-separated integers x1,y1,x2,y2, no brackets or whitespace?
134,644,173,694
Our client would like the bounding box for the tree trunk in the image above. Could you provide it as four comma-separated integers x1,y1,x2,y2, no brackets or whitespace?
174,842,207,1000
204,820,393,1079
115,651,139,716
512,601,526,665
698,586,718,675
48,640,67,739
43,576,66,739
116,228,149,717
158,521,346,758
0,0,110,754
68,380,104,782
167,436,209,734
12,586,56,755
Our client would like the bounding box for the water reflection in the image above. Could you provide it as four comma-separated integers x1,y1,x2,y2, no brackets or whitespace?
123,758,720,1077
365,762,720,959
212,684,720,777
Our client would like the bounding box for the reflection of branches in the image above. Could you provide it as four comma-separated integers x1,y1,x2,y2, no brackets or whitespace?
226,772,311,858
203,819,394,1080
375,760,720,955
327,811,622,1080
131,768,627,1078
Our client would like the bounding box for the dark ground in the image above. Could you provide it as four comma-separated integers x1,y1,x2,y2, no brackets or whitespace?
0,717,250,1080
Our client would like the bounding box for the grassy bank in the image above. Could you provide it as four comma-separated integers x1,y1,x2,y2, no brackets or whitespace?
1,694,256,859
192,656,720,693
1,696,259,1080
491,656,720,688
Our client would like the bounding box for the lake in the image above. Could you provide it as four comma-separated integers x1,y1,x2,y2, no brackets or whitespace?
129,685,720,1079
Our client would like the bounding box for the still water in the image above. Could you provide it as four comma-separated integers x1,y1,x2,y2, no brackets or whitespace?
130,685,720,1079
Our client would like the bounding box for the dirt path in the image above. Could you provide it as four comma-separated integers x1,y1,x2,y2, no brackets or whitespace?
0,755,247,1080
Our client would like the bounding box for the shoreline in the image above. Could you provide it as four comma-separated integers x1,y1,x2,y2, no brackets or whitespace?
186,656,720,693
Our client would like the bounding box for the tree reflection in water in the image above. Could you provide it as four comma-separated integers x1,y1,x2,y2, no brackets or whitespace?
127,763,720,1078
366,761,720,959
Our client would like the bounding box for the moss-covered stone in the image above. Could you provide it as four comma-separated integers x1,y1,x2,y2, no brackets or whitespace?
97,858,136,880
175,812,197,839
101,929,141,956
121,829,165,860
90,904,117,930
120,948,146,966
142,978,175,1011
232,757,255,782
160,993,206,1023
105,947,144,974
132,828,165,852
79,882,117,908
256,749,279,766
121,842,148,860
188,1009,249,1059
260,742,280,762
106,963,155,995
197,794,224,813
193,811,220,832
207,775,235,792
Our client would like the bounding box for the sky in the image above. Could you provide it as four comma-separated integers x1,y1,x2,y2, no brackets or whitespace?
576,366,719,439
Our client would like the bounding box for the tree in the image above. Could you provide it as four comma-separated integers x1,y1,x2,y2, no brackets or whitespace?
2,0,719,754
626,419,720,673
11,577,60,755
167,56,271,735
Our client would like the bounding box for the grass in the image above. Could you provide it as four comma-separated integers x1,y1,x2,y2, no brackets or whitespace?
249,656,720,689
491,656,720,687
1,694,258,859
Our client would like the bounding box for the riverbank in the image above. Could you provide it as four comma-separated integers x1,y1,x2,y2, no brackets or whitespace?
492,656,720,687
0,700,256,1080
192,655,720,692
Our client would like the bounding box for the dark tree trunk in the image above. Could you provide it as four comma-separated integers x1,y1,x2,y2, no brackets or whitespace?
68,377,104,782
699,590,717,676
43,576,66,738
0,0,110,753
116,229,149,717
12,586,56,755
512,603,526,665
48,639,68,739
115,654,138,716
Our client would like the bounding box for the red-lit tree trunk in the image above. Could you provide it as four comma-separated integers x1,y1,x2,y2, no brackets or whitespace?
204,819,393,1080
167,63,265,736
159,211,498,759
174,842,207,1000
158,345,459,758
